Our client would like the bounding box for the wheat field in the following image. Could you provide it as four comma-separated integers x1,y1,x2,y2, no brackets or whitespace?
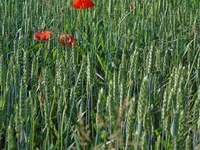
0,0,200,149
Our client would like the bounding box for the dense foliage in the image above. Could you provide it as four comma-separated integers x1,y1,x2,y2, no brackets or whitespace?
0,0,199,149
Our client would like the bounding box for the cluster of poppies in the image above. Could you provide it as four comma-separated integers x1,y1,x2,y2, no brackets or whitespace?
34,0,95,48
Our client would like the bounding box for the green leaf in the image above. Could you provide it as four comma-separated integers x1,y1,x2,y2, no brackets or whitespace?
182,39,194,58
73,132,82,150
96,54,105,73
53,49,57,60
100,35,105,50
0,96,4,108
28,43,42,52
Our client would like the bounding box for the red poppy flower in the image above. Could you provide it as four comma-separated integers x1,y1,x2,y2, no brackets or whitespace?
72,0,95,10
34,31,51,40
60,34,75,48
67,34,75,48
60,34,67,46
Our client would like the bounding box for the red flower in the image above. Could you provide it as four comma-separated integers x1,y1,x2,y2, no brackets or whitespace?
34,31,51,40
60,34,67,46
60,34,75,48
67,34,75,48
72,0,95,10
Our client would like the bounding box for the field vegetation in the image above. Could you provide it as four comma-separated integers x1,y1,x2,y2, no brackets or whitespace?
0,0,200,149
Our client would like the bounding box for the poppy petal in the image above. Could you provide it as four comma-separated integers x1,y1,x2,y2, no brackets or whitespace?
34,32,41,40
42,31,51,40
34,31,50,41
72,0,94,9
60,34,66,46
67,34,75,48
83,0,94,8
72,2,84,10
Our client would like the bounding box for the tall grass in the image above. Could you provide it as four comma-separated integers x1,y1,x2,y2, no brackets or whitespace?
0,0,200,149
